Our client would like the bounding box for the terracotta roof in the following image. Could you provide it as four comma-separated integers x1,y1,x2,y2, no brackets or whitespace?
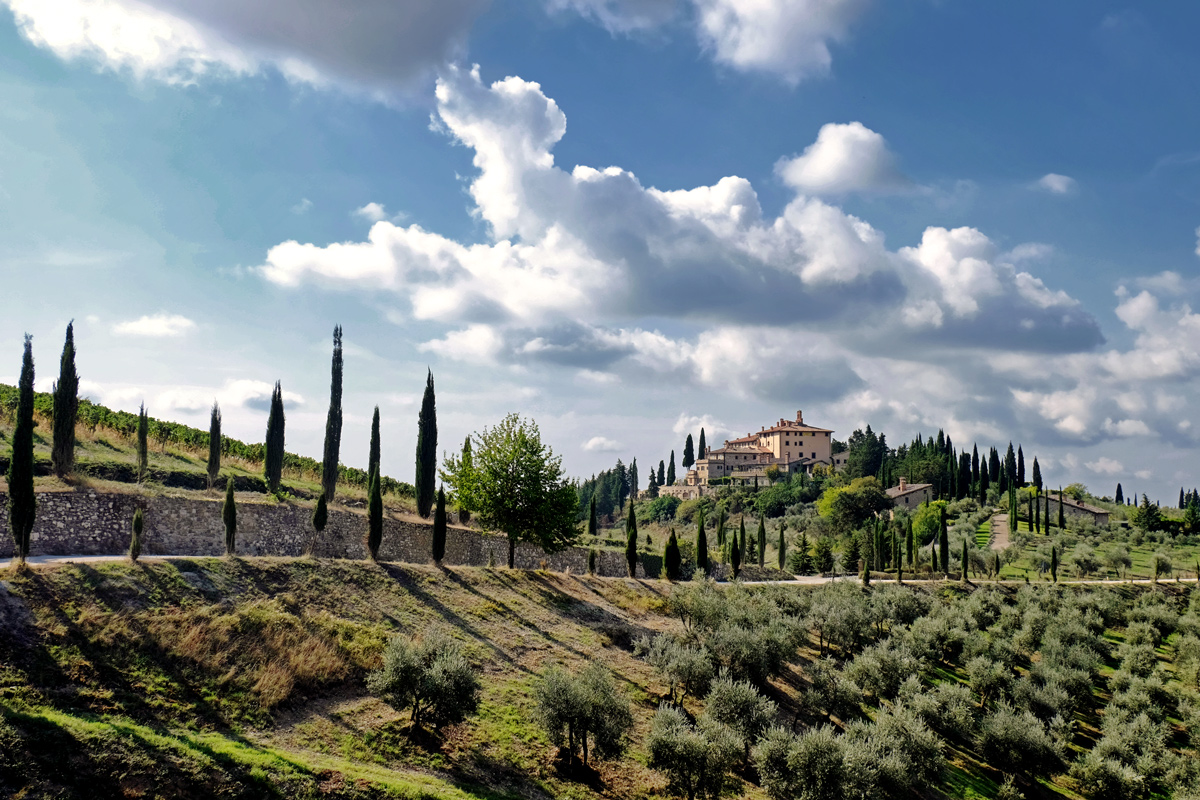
1053,493,1108,515
761,423,834,434
886,483,932,498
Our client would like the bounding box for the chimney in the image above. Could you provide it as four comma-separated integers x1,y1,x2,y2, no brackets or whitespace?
899,477,907,492
796,410,804,425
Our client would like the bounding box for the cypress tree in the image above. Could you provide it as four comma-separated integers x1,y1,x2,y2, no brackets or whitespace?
51,321,78,478
263,381,286,493
682,434,695,469
1034,489,1041,534
938,505,949,575
7,335,36,565
739,518,747,564
1058,486,1065,529
1017,446,1025,487
861,529,871,588
757,515,766,568
971,444,980,487
716,507,726,548
1115,483,1124,505
223,478,237,556
625,509,639,578
312,490,328,554
698,428,706,460
587,548,597,575
777,519,787,570
1032,457,1042,491
730,519,742,579
667,451,676,486
657,460,665,486
432,485,447,564
628,459,638,506
1050,545,1058,583
894,533,902,582
664,529,681,580
367,473,383,560
456,433,470,524
906,516,914,566
992,551,1001,579
368,406,382,486
696,509,709,575
129,507,143,562
136,402,149,482
588,494,598,539
321,325,344,502
988,447,1000,484
931,543,938,573
207,401,221,491
415,369,438,518
1181,487,1187,510
979,467,989,506
961,538,969,583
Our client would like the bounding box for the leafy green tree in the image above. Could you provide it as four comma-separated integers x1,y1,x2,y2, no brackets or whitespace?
416,369,438,517
1184,495,1199,533
321,325,344,502
223,478,237,556
1131,494,1162,532
977,703,1060,776
367,473,383,560
137,402,149,482
432,485,448,563
368,406,382,486
626,509,639,577
647,704,741,800
129,508,144,562
368,631,481,736
51,321,79,478
667,450,676,486
696,509,710,575
754,725,845,800
683,434,695,469
844,425,887,479
636,634,713,704
664,529,682,580
843,534,861,575
1153,552,1172,582
441,414,578,568
536,664,633,765
7,335,37,565
206,401,221,490
817,477,893,534
263,382,285,493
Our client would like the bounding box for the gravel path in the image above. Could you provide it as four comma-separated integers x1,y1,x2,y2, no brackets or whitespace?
990,514,1010,551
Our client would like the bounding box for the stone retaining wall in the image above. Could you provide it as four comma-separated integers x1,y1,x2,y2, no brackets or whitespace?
0,489,671,578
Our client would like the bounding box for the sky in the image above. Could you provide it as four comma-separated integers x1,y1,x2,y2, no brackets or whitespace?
1,0,1199,502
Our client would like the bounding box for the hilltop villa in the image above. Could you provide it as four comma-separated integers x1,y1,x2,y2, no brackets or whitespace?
661,410,838,499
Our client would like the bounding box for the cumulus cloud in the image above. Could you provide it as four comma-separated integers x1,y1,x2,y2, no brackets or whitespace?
2,0,489,96
1086,456,1123,475
582,435,622,452
112,313,196,337
546,0,676,32
1034,173,1077,195
156,379,305,414
691,0,869,83
354,202,388,222
775,122,910,194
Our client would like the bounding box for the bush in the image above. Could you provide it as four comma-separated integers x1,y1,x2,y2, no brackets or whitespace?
641,495,682,524
977,702,1061,776
702,673,777,763
635,634,714,704
367,631,480,735
647,704,741,800
754,725,845,800
535,663,633,764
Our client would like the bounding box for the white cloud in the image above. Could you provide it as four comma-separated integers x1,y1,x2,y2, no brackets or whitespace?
354,202,388,222
156,379,305,413
1034,173,1077,195
112,313,196,337
582,435,622,452
775,122,909,194
1195,225,1200,257
691,0,869,83
2,0,489,97
546,0,676,32
1102,418,1152,437
1086,456,1124,475
291,198,313,215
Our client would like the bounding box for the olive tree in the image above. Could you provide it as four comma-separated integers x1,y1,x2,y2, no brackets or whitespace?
535,663,633,765
647,704,741,800
367,631,481,736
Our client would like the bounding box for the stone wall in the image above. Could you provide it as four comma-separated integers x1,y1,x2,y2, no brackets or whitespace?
0,489,660,578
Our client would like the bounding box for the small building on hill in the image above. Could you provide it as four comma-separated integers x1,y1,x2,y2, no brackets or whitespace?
686,410,837,488
886,478,932,511
1048,492,1110,527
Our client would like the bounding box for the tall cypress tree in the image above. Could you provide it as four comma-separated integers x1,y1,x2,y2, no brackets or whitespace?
698,428,707,461
696,509,709,575
757,515,766,568
1115,483,1124,505
777,519,787,570
312,490,328,548
456,433,471,524
861,528,871,587
895,533,902,583
1032,457,1042,492
321,325,344,502
1017,446,1025,487
8,335,37,565
129,507,144,562
1034,489,1041,534
263,381,286,493
207,401,221,490
682,434,695,469
416,369,437,517
1058,486,1065,529
667,451,676,486
1050,545,1058,583
938,505,949,575
432,485,447,564
961,539,969,583
906,516,914,566
367,473,383,560
971,444,980,487
51,321,78,478
664,529,681,580
136,403,149,482
588,494,598,539
223,478,237,556
625,509,639,578
657,460,665,486
730,518,742,579
1181,487,1187,510
368,406,382,486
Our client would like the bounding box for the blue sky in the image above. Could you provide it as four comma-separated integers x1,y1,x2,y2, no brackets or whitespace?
1,0,1199,501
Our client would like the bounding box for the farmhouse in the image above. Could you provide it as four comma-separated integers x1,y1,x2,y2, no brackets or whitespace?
886,478,933,511
1049,491,1110,527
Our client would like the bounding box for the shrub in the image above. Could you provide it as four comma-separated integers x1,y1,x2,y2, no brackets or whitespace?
977,702,1060,776
754,725,846,800
647,704,741,800
635,634,714,704
367,631,481,736
702,673,777,763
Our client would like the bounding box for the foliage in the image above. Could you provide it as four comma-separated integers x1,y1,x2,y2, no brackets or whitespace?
702,673,776,762
206,401,221,490
636,634,714,704
415,369,437,518
817,477,892,534
367,630,480,735
647,703,741,800
664,529,682,580
367,473,382,560
263,382,285,493
51,321,78,478
312,491,328,534
320,325,343,502
129,507,144,562
7,335,36,562
535,663,633,764
432,486,447,563
626,509,639,577
442,414,579,568
641,495,681,524
222,479,236,555
136,402,148,482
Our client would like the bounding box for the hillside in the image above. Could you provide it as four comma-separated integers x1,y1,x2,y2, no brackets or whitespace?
3,559,1200,799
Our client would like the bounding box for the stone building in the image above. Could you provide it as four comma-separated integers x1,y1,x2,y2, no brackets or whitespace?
1048,492,1110,527
674,410,836,490
886,478,933,511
